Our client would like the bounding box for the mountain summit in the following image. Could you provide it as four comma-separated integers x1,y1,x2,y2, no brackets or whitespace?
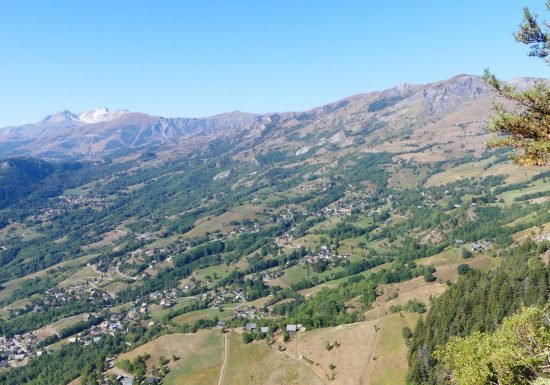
0,74,531,159
78,107,129,124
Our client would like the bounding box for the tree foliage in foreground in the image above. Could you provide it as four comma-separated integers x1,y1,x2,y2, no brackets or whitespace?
435,306,550,385
484,2,550,166
407,241,550,384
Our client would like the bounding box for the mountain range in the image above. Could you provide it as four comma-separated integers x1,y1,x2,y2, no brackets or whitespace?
0,75,537,160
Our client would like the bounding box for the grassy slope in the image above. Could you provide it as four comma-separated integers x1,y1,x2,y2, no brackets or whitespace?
221,334,325,385
115,331,224,385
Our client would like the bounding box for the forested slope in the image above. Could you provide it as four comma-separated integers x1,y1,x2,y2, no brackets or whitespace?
407,241,550,384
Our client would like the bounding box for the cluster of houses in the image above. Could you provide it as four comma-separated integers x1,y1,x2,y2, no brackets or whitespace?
244,322,270,334
27,285,111,317
182,279,204,292
207,223,262,242
33,195,105,222
0,332,43,368
275,233,295,247
208,287,242,307
235,305,268,319
243,322,304,334
195,286,254,309
259,270,283,282
454,239,492,252
299,245,348,266
111,373,159,385
470,240,492,253
148,288,179,308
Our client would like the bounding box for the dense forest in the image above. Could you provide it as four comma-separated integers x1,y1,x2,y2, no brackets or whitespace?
407,241,550,384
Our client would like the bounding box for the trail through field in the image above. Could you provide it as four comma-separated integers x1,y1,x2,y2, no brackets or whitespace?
285,333,329,385
217,332,229,385
358,322,379,384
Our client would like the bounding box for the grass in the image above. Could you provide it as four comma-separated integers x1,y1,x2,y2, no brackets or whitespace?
512,221,550,243
298,261,394,298
268,262,344,289
191,264,234,285
221,335,324,385
485,162,549,184
148,297,195,321
81,228,128,250
172,305,239,325
58,265,102,287
115,331,224,385
0,254,98,300
415,248,461,267
368,313,419,385
388,167,423,189
424,157,496,187
184,204,264,238
425,159,550,188
416,247,499,282
268,265,308,288
50,315,84,334
365,276,448,321
0,297,33,319
101,281,129,296
505,212,540,227
285,319,381,384
498,178,550,204
287,233,323,250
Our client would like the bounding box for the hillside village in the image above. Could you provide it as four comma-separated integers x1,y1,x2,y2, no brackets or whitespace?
1,71,550,385
1,161,546,384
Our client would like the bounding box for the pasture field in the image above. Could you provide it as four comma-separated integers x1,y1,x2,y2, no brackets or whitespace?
171,305,239,325
115,331,224,385
0,253,98,300
50,315,84,334
184,204,264,238
498,178,550,204
221,334,324,385
416,247,499,282
512,221,550,243
425,158,550,188
425,157,496,187
58,265,102,288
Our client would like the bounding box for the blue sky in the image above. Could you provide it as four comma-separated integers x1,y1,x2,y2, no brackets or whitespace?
0,0,549,126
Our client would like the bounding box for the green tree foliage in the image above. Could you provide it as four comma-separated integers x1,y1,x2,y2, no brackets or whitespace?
118,354,150,382
483,2,550,165
407,241,550,384
456,263,470,276
0,335,125,385
435,306,550,385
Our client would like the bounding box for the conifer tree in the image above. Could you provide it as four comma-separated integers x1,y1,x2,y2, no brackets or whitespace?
483,2,550,165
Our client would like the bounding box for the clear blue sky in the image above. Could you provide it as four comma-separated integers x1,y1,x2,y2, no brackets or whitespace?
1,0,549,126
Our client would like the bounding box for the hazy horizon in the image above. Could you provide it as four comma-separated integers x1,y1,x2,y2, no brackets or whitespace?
1,0,548,126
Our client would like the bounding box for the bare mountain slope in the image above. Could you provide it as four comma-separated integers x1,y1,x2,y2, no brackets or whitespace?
229,74,495,165
0,75,530,160
0,109,258,158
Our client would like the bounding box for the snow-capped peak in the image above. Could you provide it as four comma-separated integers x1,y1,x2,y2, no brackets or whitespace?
78,107,129,123
40,110,80,124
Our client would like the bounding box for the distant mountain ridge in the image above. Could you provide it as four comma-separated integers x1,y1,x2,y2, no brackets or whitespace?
0,75,542,159
0,108,259,158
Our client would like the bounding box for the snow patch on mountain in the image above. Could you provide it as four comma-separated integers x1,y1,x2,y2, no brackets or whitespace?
78,108,129,123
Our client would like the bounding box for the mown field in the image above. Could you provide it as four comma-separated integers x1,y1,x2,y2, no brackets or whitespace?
115,331,224,385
